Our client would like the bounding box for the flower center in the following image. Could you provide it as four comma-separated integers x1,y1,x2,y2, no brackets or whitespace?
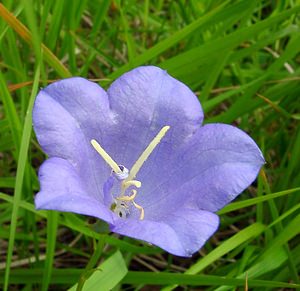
91,125,170,220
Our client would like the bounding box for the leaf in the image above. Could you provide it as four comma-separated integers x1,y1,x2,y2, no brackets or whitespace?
68,251,128,291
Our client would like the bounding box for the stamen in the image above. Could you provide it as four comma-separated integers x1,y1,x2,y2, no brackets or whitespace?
117,189,137,201
91,139,122,174
113,200,130,218
92,126,170,221
127,126,170,181
132,200,145,220
123,180,141,189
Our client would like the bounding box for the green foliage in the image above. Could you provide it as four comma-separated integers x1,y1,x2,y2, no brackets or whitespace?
69,251,128,291
0,0,299,290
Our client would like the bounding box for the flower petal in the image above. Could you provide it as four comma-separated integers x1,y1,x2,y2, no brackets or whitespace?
33,77,111,158
160,209,219,257
103,176,114,207
33,77,113,199
35,157,113,224
110,209,219,257
107,66,203,167
141,123,264,216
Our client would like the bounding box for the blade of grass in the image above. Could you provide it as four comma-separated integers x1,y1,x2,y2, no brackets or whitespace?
187,223,266,275
46,1,65,51
0,71,22,151
1,269,299,289
108,0,230,79
260,170,299,283
269,203,300,228
116,0,136,63
0,3,71,78
237,214,300,280
218,187,300,214
68,251,128,291
3,65,40,291
162,223,266,291
217,213,300,291
0,177,15,188
41,211,58,291
210,33,300,123
160,5,300,86
122,272,300,289
75,237,106,291
200,50,231,102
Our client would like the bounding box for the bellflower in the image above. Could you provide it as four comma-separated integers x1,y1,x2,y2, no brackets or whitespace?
33,66,264,257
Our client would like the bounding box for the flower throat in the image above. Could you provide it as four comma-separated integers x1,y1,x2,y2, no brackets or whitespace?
91,126,170,220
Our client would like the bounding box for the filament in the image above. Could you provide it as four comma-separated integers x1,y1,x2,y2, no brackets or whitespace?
127,126,170,181
91,139,122,174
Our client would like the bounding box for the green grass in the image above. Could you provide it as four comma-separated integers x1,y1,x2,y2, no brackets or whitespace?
0,0,299,290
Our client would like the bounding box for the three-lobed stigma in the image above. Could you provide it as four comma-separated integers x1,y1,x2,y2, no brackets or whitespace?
91,126,170,220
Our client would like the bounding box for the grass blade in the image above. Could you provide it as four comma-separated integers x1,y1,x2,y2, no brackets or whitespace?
0,3,71,78
68,251,128,291
3,66,40,291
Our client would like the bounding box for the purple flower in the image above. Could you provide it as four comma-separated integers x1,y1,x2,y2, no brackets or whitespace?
33,66,264,257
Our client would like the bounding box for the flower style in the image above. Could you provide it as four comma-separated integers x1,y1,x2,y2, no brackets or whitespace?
33,66,264,257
